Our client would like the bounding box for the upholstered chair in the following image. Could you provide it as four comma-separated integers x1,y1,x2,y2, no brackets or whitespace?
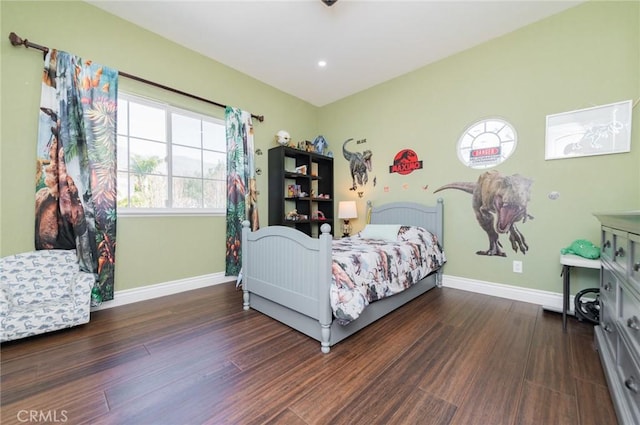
0,250,95,342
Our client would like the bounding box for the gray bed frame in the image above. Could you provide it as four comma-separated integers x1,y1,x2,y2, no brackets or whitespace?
240,199,444,353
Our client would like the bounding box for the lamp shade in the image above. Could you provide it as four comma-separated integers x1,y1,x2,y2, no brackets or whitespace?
338,201,357,219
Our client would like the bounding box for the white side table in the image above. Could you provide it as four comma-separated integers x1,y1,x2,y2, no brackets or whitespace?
559,254,601,332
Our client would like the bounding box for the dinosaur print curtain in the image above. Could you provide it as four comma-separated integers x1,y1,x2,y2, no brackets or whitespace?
225,106,259,276
35,49,118,303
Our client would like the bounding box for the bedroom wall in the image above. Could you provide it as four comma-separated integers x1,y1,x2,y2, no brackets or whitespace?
0,1,319,291
318,0,640,294
1,1,638,301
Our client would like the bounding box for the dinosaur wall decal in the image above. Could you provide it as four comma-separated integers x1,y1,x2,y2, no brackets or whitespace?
434,170,534,257
342,138,372,191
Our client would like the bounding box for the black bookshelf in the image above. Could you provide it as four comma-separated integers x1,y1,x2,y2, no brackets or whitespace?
268,146,334,237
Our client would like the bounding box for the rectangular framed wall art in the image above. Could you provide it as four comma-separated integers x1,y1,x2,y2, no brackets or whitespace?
545,99,632,160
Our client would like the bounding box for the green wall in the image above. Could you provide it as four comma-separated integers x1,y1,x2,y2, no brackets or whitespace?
2,1,638,297
319,0,640,293
0,0,318,290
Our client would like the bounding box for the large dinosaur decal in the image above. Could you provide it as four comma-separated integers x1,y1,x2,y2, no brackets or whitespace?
342,138,372,191
434,170,534,257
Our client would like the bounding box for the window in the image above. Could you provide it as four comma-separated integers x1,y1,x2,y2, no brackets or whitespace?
117,93,226,215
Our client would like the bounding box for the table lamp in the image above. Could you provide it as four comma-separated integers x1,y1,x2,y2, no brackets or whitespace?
338,201,357,237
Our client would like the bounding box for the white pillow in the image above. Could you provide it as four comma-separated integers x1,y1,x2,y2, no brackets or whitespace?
359,224,402,241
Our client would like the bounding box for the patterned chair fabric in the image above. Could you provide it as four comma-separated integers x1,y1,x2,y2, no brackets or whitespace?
0,250,95,342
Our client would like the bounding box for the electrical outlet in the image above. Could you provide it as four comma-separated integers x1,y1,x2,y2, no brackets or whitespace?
513,260,523,273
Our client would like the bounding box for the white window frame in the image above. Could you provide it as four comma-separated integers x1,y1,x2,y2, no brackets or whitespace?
117,92,227,217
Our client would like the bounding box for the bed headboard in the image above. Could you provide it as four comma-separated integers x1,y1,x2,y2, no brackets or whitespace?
369,199,444,246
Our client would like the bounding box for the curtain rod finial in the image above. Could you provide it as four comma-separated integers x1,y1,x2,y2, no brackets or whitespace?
9,32,24,47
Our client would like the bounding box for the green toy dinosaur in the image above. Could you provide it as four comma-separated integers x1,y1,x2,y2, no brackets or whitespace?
560,239,601,259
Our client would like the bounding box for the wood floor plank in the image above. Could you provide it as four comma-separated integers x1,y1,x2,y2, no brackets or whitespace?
386,389,457,425
417,294,514,405
323,322,454,425
1,324,237,419
194,340,326,425
94,364,241,425
104,359,239,409
574,377,619,425
449,310,535,425
288,293,447,423
95,338,320,425
218,308,445,425
524,309,577,396
1,391,109,425
1,344,150,406
515,380,578,425
262,409,308,425
569,326,607,386
509,299,540,318
100,315,313,422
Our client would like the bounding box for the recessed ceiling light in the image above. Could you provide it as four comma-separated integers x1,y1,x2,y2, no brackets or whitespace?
318,60,327,68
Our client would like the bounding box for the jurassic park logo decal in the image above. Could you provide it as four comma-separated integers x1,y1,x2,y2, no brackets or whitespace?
389,149,423,175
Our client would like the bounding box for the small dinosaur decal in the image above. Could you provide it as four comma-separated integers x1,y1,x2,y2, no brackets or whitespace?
343,138,372,191
434,170,534,257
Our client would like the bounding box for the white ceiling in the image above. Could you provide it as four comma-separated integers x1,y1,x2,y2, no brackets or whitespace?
87,0,583,107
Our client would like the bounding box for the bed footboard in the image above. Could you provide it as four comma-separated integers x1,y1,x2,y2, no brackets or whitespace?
241,221,334,352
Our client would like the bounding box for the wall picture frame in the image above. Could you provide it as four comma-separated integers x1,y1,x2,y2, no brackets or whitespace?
544,99,632,160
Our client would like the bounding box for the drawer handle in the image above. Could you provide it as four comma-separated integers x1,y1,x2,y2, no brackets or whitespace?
615,247,625,257
603,323,613,333
603,240,611,249
625,377,639,394
634,262,640,272
628,317,640,331
603,282,612,291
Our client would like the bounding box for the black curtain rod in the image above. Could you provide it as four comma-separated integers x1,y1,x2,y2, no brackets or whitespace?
8,32,265,122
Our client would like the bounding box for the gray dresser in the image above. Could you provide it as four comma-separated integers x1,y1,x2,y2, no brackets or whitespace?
593,212,640,425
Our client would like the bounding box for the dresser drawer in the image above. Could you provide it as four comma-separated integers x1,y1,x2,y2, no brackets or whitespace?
601,267,618,308
616,342,640,423
630,232,640,291
600,297,619,358
602,226,629,275
619,283,640,356
602,226,616,261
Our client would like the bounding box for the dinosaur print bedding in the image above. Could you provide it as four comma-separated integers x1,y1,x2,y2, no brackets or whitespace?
330,226,446,325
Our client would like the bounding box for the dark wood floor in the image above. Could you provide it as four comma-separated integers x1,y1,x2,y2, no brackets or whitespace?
1,283,617,425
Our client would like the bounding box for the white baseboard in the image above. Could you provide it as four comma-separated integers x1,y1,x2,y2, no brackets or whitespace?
442,274,573,312
91,272,236,311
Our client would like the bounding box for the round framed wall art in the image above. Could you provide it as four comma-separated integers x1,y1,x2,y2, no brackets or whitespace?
456,118,517,169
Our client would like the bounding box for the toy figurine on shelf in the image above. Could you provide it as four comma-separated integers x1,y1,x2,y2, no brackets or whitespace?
275,130,290,146
296,140,314,152
286,209,299,221
312,135,329,155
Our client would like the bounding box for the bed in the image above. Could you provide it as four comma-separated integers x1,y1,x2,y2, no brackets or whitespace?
240,200,445,353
